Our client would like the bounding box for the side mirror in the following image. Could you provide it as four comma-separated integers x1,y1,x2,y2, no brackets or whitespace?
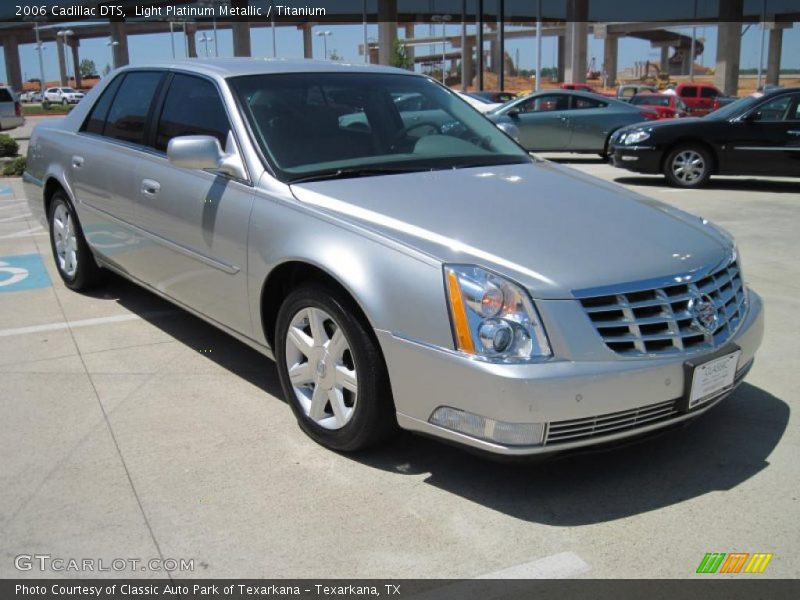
496,121,521,142
507,108,520,119
167,132,247,180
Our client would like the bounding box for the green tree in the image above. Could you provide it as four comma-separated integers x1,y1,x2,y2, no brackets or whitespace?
390,38,411,70
79,59,97,79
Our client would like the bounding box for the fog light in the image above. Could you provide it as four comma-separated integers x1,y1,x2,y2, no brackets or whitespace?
429,407,545,446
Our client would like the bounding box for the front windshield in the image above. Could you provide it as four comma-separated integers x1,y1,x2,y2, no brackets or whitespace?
228,72,530,182
62,88,77,93
706,95,759,120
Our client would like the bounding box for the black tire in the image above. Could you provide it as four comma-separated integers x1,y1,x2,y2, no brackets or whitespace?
47,192,103,291
663,144,712,188
275,283,396,452
61,98,68,106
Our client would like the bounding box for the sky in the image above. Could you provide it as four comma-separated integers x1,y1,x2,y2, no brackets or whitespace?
2,21,798,85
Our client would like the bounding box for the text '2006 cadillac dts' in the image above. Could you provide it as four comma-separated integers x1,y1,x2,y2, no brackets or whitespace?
23,59,764,456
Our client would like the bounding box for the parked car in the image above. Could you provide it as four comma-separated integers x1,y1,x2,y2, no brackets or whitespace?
455,91,501,113
675,82,736,116
19,90,42,103
0,86,24,131
628,93,688,119
610,87,800,187
467,90,518,104
43,87,85,106
488,89,659,155
616,84,658,101
24,60,763,456
560,83,597,93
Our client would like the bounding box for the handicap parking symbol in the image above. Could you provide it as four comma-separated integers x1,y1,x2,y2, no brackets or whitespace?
0,253,52,292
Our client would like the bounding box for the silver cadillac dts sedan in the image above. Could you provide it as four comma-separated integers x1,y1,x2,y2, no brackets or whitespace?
24,59,763,456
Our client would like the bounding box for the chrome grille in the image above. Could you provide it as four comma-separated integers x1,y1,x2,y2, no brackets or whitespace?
545,400,679,445
579,260,746,356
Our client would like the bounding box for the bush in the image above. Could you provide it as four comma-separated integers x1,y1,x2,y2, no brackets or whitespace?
0,134,18,157
2,156,26,177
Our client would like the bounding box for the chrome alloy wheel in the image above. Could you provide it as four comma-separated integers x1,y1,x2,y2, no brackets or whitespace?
284,307,358,430
671,149,706,184
52,203,78,278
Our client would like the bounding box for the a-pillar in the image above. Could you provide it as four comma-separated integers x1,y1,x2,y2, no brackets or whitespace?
2,35,23,92
714,0,743,96
185,24,198,58
110,22,129,68
766,22,791,86
56,35,68,86
377,0,397,65
603,34,618,87
301,24,313,59
70,39,82,88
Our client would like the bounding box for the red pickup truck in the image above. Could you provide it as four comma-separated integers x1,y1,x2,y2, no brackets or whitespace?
674,83,736,116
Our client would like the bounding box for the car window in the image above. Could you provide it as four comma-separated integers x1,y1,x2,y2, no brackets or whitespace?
619,88,636,98
679,86,697,97
792,98,800,121
700,87,718,98
631,95,670,107
572,96,606,109
104,71,164,146
517,94,569,112
81,74,124,135
154,74,231,152
0,89,13,102
752,95,792,121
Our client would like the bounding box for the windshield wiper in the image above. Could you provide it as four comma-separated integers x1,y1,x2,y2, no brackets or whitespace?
288,166,431,185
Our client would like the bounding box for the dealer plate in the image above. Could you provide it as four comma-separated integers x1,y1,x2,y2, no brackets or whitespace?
688,350,741,409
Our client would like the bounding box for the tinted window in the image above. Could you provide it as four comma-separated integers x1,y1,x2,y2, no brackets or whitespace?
752,95,792,121
154,74,230,152
81,75,124,135
680,86,697,97
631,95,670,107
104,71,163,145
572,96,606,109
518,94,569,112
0,89,13,102
700,87,718,98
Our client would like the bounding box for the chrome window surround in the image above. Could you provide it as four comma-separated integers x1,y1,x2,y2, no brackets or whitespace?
577,255,747,357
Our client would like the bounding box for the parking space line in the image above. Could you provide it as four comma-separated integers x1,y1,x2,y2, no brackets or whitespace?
0,212,32,222
0,310,178,338
0,226,46,239
475,551,590,579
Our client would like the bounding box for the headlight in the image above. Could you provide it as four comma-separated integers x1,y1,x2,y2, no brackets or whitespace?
444,265,551,362
624,130,651,145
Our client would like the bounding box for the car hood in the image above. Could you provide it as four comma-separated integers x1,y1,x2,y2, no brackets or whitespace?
290,161,731,299
619,116,706,133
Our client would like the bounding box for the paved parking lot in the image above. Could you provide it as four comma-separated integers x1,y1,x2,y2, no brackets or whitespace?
1,156,798,579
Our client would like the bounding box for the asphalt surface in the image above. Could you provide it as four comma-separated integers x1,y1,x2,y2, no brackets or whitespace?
0,148,798,579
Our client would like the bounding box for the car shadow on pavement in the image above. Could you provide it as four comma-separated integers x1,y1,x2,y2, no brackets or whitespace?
614,176,800,193
86,272,285,400
351,383,789,525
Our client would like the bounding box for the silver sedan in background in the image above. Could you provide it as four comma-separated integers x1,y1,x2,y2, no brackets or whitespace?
24,60,762,457
489,89,659,156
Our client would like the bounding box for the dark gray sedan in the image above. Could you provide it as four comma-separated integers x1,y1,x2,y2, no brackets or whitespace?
489,90,658,155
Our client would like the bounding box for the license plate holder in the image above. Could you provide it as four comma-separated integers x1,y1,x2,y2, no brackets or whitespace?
681,344,741,412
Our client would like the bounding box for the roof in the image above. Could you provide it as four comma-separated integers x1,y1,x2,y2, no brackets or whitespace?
116,58,411,78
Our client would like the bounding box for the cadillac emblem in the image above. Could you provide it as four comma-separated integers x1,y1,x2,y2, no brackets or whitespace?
688,293,718,334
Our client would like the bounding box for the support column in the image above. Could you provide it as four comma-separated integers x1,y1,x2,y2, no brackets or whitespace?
403,23,415,65
301,24,313,59
714,0,743,96
556,35,565,82
70,39,82,89
462,39,474,89
56,36,67,86
185,24,198,58
564,22,587,83
110,22,129,68
765,22,790,86
231,23,251,57
2,36,23,92
660,46,669,72
603,34,618,88
377,0,397,66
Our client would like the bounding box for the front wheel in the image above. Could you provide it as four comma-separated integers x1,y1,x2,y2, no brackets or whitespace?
275,284,395,452
663,144,712,188
48,192,103,290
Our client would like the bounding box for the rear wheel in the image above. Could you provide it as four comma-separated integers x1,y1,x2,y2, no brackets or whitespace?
663,144,712,188
275,284,395,452
48,192,103,290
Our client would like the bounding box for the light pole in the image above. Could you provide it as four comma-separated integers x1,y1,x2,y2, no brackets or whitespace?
34,24,47,95
432,15,452,84
198,33,214,57
57,29,75,86
316,30,332,60
106,37,119,69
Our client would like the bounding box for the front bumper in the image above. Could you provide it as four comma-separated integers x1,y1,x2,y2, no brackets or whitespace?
610,144,663,174
379,291,764,456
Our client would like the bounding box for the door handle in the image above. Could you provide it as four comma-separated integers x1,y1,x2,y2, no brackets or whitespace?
71,155,84,169
140,179,161,197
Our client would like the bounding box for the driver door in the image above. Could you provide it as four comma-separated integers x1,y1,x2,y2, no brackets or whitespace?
505,93,572,152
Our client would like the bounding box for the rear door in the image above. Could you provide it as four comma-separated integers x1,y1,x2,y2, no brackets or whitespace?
72,71,166,272
507,93,572,151
132,72,255,335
